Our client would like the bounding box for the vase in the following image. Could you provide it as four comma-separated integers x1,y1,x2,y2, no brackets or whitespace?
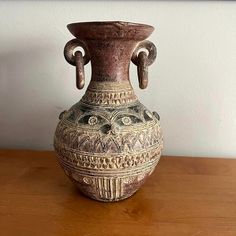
54,21,163,202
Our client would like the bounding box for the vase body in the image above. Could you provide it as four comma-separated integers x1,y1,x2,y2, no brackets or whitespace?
54,21,163,202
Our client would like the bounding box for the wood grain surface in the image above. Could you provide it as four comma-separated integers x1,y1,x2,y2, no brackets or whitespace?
1,149,236,236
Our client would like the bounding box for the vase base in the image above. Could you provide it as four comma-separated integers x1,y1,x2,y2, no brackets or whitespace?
80,190,138,202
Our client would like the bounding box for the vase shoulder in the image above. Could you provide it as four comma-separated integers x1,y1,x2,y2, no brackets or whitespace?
81,81,137,106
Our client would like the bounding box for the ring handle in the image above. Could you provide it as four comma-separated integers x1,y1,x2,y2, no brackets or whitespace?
132,40,157,89
64,39,90,89
75,51,85,89
64,39,90,66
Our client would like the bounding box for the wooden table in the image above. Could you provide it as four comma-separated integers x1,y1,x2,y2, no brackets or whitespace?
1,150,236,236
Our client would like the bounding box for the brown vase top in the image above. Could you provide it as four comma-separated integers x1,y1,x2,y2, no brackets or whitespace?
67,21,154,40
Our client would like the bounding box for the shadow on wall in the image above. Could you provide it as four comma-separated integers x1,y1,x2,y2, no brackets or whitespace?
0,44,66,150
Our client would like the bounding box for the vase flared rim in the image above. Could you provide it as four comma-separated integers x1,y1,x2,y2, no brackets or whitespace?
67,21,154,40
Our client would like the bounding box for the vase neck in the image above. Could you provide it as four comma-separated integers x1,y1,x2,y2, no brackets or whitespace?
80,39,139,107
86,39,137,83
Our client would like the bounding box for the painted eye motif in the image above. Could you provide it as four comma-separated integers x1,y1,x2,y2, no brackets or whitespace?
121,116,132,126
88,116,98,126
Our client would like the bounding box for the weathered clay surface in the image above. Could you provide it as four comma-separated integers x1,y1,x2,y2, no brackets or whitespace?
54,21,163,202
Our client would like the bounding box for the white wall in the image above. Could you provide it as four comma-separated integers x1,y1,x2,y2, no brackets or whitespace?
0,1,236,157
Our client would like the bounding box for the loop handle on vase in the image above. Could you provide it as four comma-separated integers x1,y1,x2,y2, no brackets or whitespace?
131,40,157,89
64,39,91,89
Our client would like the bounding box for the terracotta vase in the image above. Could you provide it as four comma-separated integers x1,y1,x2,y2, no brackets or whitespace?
54,21,163,202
